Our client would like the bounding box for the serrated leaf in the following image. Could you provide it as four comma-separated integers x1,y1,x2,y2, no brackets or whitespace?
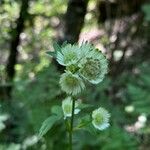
51,105,63,117
45,51,56,57
38,115,61,138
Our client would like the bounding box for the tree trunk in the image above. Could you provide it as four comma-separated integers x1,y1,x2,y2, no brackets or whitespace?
5,0,29,97
58,0,89,44
54,0,89,71
97,0,147,23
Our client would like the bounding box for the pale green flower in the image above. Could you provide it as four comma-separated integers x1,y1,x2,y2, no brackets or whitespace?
62,97,80,119
59,71,85,95
56,44,80,66
92,107,110,130
79,49,108,84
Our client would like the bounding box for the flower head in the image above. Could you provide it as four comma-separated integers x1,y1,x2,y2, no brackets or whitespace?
92,107,110,130
56,44,80,66
62,97,81,119
79,49,108,84
59,71,85,95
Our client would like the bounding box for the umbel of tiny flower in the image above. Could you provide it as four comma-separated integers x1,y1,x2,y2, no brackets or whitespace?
54,42,108,95
59,71,85,95
79,49,108,84
62,97,81,119
92,107,110,130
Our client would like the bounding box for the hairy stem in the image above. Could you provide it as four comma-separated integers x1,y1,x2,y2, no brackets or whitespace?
69,97,75,150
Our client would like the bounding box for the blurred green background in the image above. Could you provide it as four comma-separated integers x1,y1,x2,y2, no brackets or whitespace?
0,0,150,149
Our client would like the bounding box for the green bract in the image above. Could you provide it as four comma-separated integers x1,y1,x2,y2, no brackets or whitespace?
92,107,110,130
56,44,80,66
62,97,81,119
59,71,85,95
78,42,93,58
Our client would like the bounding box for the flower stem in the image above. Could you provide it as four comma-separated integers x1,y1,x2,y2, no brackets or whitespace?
69,97,75,150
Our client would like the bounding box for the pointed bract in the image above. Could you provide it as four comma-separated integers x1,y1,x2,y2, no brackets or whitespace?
62,97,81,119
56,44,80,66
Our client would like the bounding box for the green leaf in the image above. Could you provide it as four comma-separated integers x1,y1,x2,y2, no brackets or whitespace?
45,51,56,57
38,115,61,138
78,103,93,109
76,115,91,129
51,105,63,117
84,124,97,136
76,115,97,136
